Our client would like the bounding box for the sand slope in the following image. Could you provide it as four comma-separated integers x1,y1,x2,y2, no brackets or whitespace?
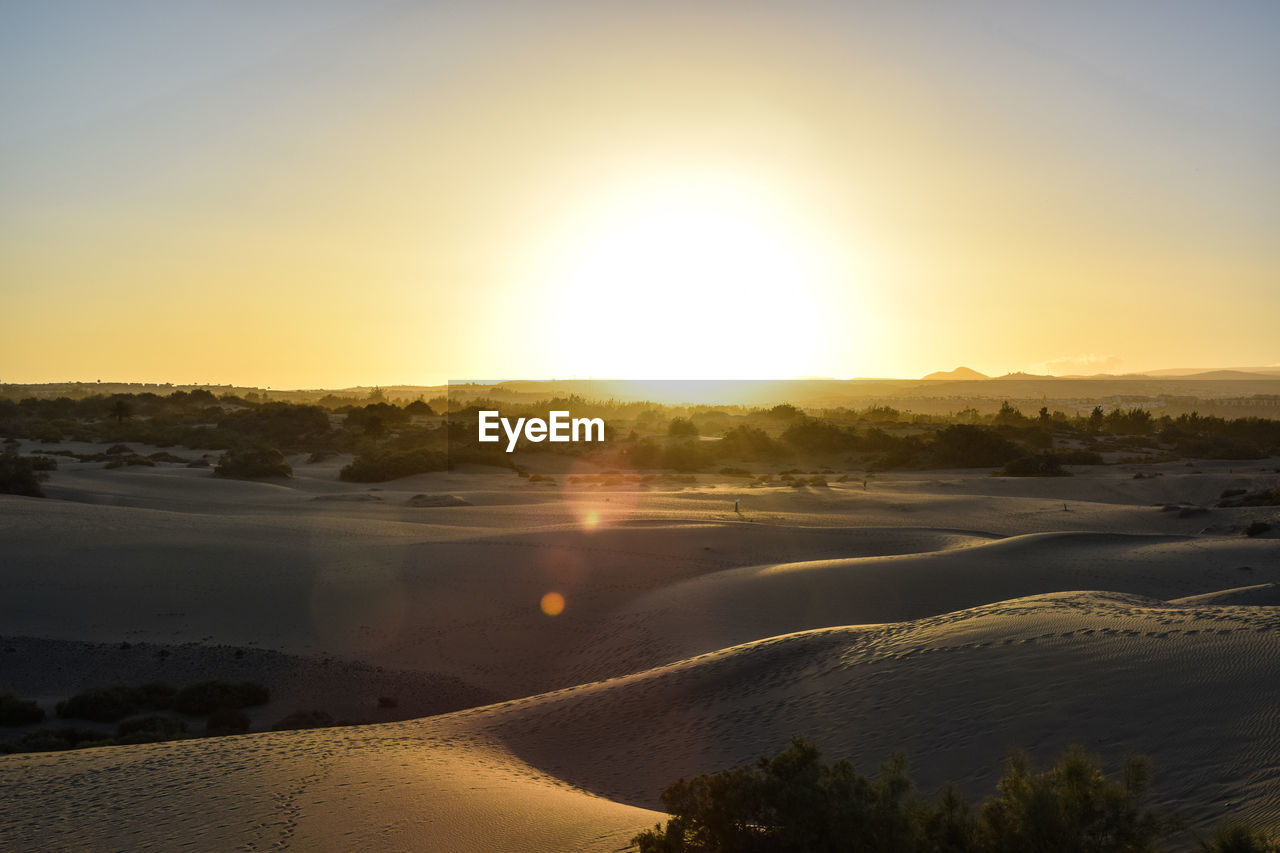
1,453,1277,850
3,591,1276,851
0,722,661,852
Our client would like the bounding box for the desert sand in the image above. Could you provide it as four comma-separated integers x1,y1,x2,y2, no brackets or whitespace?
1,442,1278,850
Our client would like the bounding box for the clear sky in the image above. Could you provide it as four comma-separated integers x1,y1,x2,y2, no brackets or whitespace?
2,0,1277,387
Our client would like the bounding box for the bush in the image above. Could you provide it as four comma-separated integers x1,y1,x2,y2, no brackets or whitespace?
718,426,784,461
0,449,45,496
668,418,700,438
633,738,1186,853
339,448,448,482
998,453,1071,477
976,745,1168,852
56,686,143,722
0,693,44,725
214,447,291,479
931,425,1023,468
173,681,269,715
782,419,859,453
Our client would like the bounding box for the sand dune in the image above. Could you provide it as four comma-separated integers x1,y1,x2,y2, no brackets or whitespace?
563,531,1277,682
2,452,1277,850
489,590,1280,837
0,720,661,852
3,591,1276,850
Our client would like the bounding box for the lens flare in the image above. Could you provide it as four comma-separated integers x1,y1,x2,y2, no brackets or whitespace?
540,591,566,616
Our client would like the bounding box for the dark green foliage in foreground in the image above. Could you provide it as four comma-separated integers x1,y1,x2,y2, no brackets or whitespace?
633,738,1270,853
0,693,45,725
339,447,449,482
0,448,46,496
998,453,1071,477
214,446,292,478
173,681,269,716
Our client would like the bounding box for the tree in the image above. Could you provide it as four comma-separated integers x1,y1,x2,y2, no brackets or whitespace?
669,418,699,438
1087,406,1105,433
109,397,133,424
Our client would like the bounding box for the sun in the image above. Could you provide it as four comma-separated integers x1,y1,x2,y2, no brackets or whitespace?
523,169,862,378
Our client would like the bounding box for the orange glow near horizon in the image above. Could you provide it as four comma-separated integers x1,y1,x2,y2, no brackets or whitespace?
1,4,1276,386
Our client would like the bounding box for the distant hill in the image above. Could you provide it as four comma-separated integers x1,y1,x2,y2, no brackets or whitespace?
1141,366,1280,378
1149,369,1280,380
921,367,988,381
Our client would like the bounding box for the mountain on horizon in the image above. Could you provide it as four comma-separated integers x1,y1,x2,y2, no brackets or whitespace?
1139,366,1280,378
921,366,988,381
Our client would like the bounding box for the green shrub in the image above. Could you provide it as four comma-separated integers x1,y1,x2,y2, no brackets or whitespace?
173,681,269,715
339,448,448,482
782,418,859,453
999,453,1071,477
717,426,784,461
976,745,1167,851
931,425,1023,468
0,449,45,496
28,455,59,471
0,693,44,725
633,738,1186,853
668,418,700,437
214,447,291,479
56,686,142,722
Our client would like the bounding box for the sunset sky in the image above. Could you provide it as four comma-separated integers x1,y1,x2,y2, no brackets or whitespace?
2,1,1277,387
